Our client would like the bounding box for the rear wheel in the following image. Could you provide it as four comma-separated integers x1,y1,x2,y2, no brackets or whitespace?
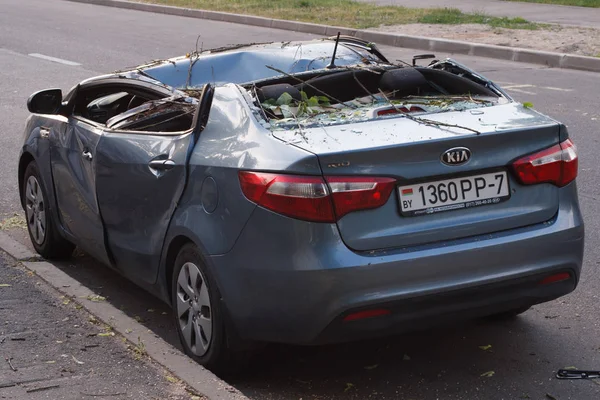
171,244,255,374
23,161,74,259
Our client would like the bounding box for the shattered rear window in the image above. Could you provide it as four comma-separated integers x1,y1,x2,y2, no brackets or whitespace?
261,94,498,130
249,65,503,130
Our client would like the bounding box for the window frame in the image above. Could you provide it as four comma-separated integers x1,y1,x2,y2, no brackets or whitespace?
66,79,197,136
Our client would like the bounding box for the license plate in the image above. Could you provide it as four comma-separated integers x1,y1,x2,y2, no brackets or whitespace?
398,171,510,216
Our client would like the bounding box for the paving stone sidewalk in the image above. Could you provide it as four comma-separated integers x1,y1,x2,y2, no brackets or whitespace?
0,251,197,400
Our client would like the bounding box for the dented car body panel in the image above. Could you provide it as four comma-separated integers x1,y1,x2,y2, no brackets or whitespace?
139,40,385,88
19,37,584,347
50,117,112,266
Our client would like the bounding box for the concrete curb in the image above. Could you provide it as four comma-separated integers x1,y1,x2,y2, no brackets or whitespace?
0,231,39,261
0,234,248,400
65,0,600,73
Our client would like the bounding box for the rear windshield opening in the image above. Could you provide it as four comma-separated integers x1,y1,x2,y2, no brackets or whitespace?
250,66,503,128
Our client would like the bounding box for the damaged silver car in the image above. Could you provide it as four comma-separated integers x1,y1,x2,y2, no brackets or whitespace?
19,36,584,372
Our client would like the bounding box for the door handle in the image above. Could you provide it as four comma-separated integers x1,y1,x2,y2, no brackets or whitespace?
40,127,50,139
149,159,175,171
82,150,93,161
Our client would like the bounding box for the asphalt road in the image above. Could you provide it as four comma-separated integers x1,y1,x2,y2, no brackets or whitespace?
1,1,600,399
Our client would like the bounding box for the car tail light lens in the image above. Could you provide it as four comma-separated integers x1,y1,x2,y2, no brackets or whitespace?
512,139,578,187
238,172,334,222
343,308,391,322
377,106,424,116
326,176,396,219
539,272,571,285
239,172,396,222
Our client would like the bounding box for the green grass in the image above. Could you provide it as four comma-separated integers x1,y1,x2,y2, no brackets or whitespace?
143,0,542,30
419,9,540,29
506,0,600,7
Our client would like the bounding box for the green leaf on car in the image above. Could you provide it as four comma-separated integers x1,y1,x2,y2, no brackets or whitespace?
276,92,294,106
306,96,320,107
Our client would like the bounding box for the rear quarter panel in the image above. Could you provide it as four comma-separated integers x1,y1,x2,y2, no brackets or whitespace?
161,84,322,298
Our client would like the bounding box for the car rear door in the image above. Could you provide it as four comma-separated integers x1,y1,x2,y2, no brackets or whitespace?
94,86,213,284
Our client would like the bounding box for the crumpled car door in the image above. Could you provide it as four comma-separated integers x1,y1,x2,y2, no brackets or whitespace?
50,118,112,266
94,85,213,285
94,130,191,284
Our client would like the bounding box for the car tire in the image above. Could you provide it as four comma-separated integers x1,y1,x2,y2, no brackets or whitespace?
486,306,531,320
171,243,255,374
23,161,75,259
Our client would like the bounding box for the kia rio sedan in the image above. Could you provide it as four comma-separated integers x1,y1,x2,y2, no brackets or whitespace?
18,37,584,372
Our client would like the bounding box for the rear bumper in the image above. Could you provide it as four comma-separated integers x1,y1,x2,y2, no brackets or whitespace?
209,184,584,344
315,269,575,344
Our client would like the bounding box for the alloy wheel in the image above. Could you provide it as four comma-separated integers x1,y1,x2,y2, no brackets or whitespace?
25,176,46,245
176,262,213,356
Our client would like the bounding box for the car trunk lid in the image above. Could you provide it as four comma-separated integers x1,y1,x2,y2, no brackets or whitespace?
272,103,561,251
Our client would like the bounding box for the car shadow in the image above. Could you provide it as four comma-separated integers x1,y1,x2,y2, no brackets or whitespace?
10,228,590,400
229,318,547,399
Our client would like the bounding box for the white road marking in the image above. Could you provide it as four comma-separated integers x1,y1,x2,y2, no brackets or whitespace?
28,53,81,66
496,81,573,94
500,84,537,95
504,88,537,95
542,86,573,92
502,84,535,88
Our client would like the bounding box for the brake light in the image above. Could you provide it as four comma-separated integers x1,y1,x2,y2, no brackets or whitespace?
326,176,396,219
512,139,578,187
238,172,396,222
238,172,334,222
377,106,424,116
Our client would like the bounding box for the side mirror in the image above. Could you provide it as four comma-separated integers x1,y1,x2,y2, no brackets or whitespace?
27,89,63,114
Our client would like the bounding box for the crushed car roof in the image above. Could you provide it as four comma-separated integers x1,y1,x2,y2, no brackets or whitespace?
133,39,386,88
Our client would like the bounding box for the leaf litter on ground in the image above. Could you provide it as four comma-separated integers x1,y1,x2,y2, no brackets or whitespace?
86,295,106,302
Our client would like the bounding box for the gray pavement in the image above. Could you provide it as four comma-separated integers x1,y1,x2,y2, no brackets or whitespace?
1,0,600,399
359,0,600,27
0,251,195,399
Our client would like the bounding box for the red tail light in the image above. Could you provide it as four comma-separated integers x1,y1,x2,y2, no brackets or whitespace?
512,139,578,187
377,106,424,116
238,172,334,222
326,176,396,219
238,172,396,222
539,272,571,285
343,308,391,322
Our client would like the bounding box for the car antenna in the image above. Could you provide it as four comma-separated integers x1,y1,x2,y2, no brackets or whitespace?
326,32,341,69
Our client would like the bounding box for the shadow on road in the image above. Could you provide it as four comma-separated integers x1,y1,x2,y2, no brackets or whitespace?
8,227,595,400
38,254,567,398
